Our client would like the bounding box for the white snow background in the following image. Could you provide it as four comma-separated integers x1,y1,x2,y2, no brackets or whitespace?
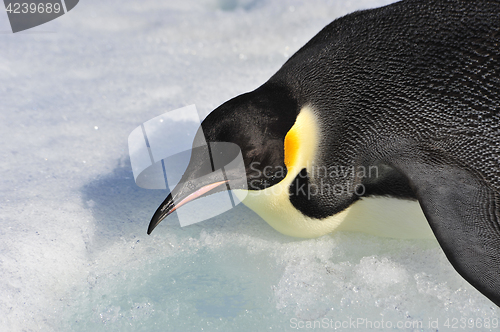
0,0,498,331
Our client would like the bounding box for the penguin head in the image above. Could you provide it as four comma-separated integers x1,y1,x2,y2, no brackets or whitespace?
147,84,305,234
201,86,297,190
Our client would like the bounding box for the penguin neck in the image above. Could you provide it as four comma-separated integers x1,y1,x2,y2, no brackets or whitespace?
235,105,344,238
234,105,434,239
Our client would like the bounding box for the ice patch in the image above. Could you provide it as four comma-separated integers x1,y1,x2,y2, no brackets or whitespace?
2,0,499,331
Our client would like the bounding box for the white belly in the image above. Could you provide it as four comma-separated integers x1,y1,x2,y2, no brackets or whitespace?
235,189,434,239
336,197,434,239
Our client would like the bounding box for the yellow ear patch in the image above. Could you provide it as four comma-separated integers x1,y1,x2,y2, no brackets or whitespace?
282,107,318,175
284,125,299,170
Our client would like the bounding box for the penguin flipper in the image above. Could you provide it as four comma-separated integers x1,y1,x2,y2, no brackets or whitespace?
395,161,500,306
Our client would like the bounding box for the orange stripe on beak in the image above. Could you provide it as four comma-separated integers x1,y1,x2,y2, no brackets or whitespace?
170,180,228,213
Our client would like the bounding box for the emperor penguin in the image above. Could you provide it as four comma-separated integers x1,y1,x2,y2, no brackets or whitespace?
147,0,500,306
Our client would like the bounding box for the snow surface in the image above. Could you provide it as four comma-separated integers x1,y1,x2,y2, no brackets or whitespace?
0,0,498,331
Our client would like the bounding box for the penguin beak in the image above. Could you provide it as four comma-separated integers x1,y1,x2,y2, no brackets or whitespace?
147,140,247,234
147,179,229,235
